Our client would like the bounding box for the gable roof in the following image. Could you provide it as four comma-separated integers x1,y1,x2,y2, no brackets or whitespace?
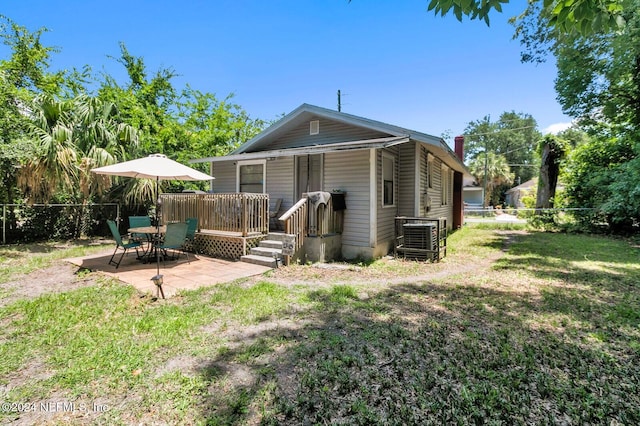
191,103,470,176
233,103,443,153
506,178,564,194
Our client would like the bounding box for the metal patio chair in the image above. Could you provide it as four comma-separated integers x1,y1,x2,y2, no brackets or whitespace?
107,219,142,269
156,222,190,264
128,216,152,243
185,217,198,254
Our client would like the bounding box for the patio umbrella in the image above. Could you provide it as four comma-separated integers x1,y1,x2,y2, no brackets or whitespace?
92,154,214,294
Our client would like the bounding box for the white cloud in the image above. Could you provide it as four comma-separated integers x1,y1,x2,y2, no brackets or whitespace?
544,122,573,134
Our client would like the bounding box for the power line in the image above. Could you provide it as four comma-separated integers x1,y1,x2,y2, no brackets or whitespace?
463,125,537,138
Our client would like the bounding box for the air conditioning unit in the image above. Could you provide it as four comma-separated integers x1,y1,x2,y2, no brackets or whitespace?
403,223,437,261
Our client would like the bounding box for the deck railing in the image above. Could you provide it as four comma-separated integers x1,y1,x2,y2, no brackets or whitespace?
160,193,269,236
308,196,344,237
279,192,346,264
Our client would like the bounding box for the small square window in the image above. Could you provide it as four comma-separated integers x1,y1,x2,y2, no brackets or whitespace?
310,120,319,135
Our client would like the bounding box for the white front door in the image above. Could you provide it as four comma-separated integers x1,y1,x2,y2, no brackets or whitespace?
296,154,322,197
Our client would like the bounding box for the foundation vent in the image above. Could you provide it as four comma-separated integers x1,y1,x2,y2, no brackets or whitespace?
310,120,319,135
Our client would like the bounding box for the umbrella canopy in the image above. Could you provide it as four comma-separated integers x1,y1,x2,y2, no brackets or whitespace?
92,153,214,296
91,153,214,181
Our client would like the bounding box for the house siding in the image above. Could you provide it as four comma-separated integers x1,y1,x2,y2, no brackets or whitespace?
265,117,390,151
398,142,417,217
323,150,370,250
212,158,295,214
423,149,453,226
211,162,236,193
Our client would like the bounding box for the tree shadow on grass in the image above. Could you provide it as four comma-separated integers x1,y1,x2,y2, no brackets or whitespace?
191,274,640,425
492,232,640,295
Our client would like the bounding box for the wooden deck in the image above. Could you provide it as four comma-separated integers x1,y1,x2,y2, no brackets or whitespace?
161,193,269,236
190,230,265,260
160,193,270,260
197,230,263,238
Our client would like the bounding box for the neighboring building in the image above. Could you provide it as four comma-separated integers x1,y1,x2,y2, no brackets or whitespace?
463,176,483,208
505,178,565,208
191,104,472,260
505,178,538,207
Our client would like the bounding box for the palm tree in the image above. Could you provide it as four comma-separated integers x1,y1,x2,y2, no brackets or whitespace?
18,94,77,202
468,152,514,207
18,94,138,203
73,95,137,200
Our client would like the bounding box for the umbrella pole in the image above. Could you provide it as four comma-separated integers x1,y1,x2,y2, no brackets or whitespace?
152,176,164,298
156,176,160,277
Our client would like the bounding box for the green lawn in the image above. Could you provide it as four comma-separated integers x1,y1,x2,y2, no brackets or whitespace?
0,227,638,424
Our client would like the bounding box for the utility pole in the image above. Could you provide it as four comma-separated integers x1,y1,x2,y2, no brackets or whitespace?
482,115,490,211
337,90,342,112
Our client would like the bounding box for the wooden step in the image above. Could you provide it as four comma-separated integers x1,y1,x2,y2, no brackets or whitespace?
265,232,287,242
240,254,278,268
259,240,283,249
250,246,282,257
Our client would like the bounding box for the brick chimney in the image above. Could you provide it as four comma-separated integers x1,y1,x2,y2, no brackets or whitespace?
454,135,464,161
453,135,465,230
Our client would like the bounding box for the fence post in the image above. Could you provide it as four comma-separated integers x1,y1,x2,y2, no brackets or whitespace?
2,204,5,245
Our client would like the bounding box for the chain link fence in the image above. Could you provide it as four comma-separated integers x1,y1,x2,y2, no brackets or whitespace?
1,203,120,244
463,207,598,226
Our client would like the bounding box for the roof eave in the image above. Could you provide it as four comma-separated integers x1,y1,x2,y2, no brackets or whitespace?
191,136,411,164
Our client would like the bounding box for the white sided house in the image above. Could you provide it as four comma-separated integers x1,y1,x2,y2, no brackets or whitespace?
191,104,472,261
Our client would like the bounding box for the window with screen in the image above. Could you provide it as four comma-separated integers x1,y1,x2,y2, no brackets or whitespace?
382,153,395,206
238,162,265,193
441,165,451,205
427,153,434,189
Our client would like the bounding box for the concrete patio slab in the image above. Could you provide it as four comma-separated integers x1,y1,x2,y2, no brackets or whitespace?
65,250,272,298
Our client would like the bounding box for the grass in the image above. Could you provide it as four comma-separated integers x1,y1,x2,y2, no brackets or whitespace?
0,240,111,284
0,226,639,424
0,277,298,424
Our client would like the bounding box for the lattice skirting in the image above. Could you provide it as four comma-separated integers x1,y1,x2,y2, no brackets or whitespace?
187,233,265,260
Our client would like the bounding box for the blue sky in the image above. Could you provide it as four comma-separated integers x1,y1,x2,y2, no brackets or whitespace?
2,0,571,144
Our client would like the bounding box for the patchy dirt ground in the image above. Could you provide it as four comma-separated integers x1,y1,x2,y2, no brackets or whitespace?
2,230,526,307
1,231,528,425
263,229,526,288
0,263,99,308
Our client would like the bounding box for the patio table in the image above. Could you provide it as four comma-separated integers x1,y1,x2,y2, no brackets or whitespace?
128,225,167,263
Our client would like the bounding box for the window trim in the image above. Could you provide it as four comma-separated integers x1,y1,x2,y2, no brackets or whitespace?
236,159,266,193
381,151,396,208
427,153,434,189
441,164,451,206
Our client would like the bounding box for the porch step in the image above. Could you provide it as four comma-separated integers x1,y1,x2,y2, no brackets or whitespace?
265,232,287,242
240,233,286,268
241,254,278,268
260,239,283,249
250,246,282,257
